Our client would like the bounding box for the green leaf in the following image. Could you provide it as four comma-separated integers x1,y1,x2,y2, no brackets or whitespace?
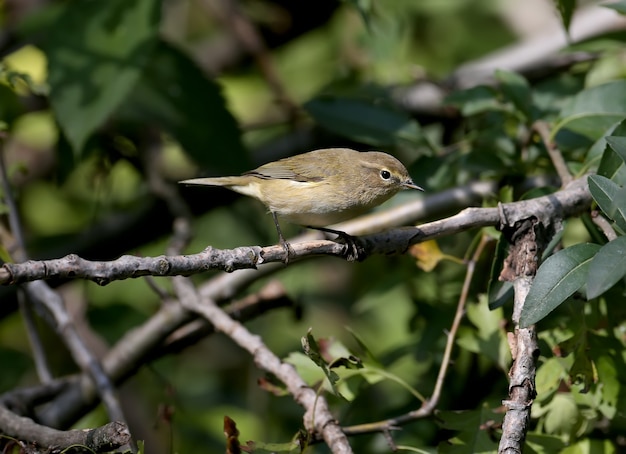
594,354,619,419
588,174,626,231
535,357,566,397
458,298,510,371
554,80,626,142
569,343,594,392
245,440,302,453
586,236,626,299
605,136,626,163
444,85,500,116
121,41,247,174
584,119,626,167
437,405,501,453
553,0,577,33
341,0,373,30
604,1,626,14
597,143,626,180
520,243,601,327
300,329,345,399
495,69,533,120
45,0,160,155
543,393,581,437
304,95,422,148
524,433,566,453
0,83,24,124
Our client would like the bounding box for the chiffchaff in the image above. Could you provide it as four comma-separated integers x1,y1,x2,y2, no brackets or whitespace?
180,147,423,259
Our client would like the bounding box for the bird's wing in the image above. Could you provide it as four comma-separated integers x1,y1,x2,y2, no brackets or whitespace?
245,160,329,182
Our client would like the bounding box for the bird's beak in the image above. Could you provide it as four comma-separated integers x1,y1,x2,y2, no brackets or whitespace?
403,180,424,191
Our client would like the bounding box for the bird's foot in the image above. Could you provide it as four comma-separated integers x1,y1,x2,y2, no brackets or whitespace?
279,239,295,264
308,226,366,262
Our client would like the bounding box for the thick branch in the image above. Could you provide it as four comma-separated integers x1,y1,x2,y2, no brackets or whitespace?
0,405,130,453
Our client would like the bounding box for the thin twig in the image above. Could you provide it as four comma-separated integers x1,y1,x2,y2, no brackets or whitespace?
591,211,617,241
343,234,493,435
533,120,572,186
425,234,492,411
0,136,53,383
17,291,53,383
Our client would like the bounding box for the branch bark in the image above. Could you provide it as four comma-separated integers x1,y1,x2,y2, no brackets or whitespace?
0,405,130,453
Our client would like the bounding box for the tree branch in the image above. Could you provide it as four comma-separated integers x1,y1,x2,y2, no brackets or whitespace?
0,405,130,453
173,276,353,453
0,176,592,286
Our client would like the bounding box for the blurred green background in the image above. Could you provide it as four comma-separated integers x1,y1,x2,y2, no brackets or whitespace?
2,0,626,453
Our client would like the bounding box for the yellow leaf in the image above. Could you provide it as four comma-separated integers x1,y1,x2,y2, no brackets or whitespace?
409,240,445,272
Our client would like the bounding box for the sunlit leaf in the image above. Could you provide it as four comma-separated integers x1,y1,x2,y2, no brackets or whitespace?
520,243,601,327
594,354,619,419
45,0,160,155
543,393,581,437
586,236,626,299
535,357,566,397
457,299,510,371
408,240,447,271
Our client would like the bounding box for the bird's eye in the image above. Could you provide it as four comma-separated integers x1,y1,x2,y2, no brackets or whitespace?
380,170,391,180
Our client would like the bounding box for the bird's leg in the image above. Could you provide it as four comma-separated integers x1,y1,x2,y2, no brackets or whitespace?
272,212,293,263
307,226,365,262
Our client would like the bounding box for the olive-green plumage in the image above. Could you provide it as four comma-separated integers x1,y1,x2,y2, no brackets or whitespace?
180,148,422,250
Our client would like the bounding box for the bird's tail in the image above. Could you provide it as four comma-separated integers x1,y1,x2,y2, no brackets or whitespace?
179,176,245,187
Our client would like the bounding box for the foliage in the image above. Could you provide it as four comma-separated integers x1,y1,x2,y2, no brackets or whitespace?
2,0,626,453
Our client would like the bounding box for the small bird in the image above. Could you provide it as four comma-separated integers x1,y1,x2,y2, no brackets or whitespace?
180,148,423,260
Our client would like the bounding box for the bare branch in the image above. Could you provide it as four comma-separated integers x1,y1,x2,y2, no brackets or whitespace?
0,405,130,453
173,276,353,453
498,223,542,453
24,282,127,425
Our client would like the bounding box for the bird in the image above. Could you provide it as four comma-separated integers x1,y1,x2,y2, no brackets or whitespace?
180,147,423,260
